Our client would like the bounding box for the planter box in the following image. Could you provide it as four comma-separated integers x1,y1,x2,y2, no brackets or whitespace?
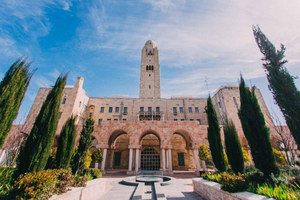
50,178,107,200
192,178,274,200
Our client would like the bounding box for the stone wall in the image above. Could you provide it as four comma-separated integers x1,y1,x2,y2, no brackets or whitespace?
193,178,274,200
50,178,107,200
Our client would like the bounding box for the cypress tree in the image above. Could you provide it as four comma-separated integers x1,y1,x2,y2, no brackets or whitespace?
206,96,227,172
14,73,68,177
55,115,77,169
253,25,300,148
238,75,279,176
0,58,35,148
224,119,244,174
72,117,94,174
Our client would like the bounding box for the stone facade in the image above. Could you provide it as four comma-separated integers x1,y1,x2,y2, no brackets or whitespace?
3,40,280,174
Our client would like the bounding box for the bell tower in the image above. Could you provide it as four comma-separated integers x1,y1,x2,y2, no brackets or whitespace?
139,40,161,99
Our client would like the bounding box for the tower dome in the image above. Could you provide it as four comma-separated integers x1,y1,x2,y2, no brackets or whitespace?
145,40,156,47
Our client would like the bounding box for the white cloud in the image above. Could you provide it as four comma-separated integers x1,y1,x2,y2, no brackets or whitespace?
49,68,61,79
0,36,22,58
75,0,300,98
33,75,53,88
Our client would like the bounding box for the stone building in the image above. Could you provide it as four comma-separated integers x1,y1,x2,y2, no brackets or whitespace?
3,40,276,174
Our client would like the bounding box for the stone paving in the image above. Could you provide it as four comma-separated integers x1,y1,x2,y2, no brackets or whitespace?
99,172,205,200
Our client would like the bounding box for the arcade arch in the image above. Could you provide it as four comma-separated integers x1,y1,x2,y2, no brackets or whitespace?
98,126,201,175
140,132,160,170
106,130,130,170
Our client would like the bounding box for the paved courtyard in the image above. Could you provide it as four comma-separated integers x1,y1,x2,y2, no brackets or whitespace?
99,172,204,200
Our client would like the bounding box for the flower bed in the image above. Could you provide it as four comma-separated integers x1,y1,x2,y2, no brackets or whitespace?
0,167,103,200
199,166,300,200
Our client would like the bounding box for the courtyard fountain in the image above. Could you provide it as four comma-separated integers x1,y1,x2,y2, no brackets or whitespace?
122,170,174,200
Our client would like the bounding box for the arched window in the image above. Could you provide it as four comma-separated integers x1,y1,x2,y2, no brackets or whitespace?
62,97,66,104
233,97,238,106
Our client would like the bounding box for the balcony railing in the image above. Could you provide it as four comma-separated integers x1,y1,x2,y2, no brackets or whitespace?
138,111,162,117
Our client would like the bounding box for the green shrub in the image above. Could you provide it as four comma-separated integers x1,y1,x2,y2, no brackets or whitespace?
201,172,221,183
219,172,248,193
83,168,102,179
198,144,211,162
0,167,14,198
91,149,103,163
248,182,300,200
9,169,87,200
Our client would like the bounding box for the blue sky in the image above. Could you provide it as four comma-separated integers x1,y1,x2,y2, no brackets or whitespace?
1,0,300,124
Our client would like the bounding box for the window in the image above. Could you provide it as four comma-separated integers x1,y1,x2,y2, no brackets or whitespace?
107,118,111,121
100,107,104,113
178,153,185,166
62,98,66,104
188,107,192,113
58,112,62,119
114,119,118,121
123,119,126,121
140,107,144,112
115,107,119,113
156,107,160,112
173,107,177,114
114,152,121,166
148,107,152,112
146,65,148,70
89,112,92,117
174,119,178,121
195,107,199,113
124,107,128,113
179,107,183,113
181,119,184,121
79,101,82,107
190,119,194,121
98,119,102,125
149,74,151,77
197,119,201,124
149,85,151,89
233,97,238,106
109,107,113,113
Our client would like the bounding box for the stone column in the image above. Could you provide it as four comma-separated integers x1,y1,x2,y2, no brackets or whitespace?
162,149,166,171
133,149,136,169
135,149,139,173
168,149,172,172
101,148,107,173
128,148,133,172
193,149,200,174
166,149,169,169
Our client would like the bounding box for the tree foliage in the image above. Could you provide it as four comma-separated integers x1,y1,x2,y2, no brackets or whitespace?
72,117,94,174
91,149,103,163
14,73,68,177
198,144,211,162
55,115,77,169
238,75,279,176
253,25,300,148
242,148,251,162
273,148,287,165
224,119,244,174
206,96,227,172
0,58,35,148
